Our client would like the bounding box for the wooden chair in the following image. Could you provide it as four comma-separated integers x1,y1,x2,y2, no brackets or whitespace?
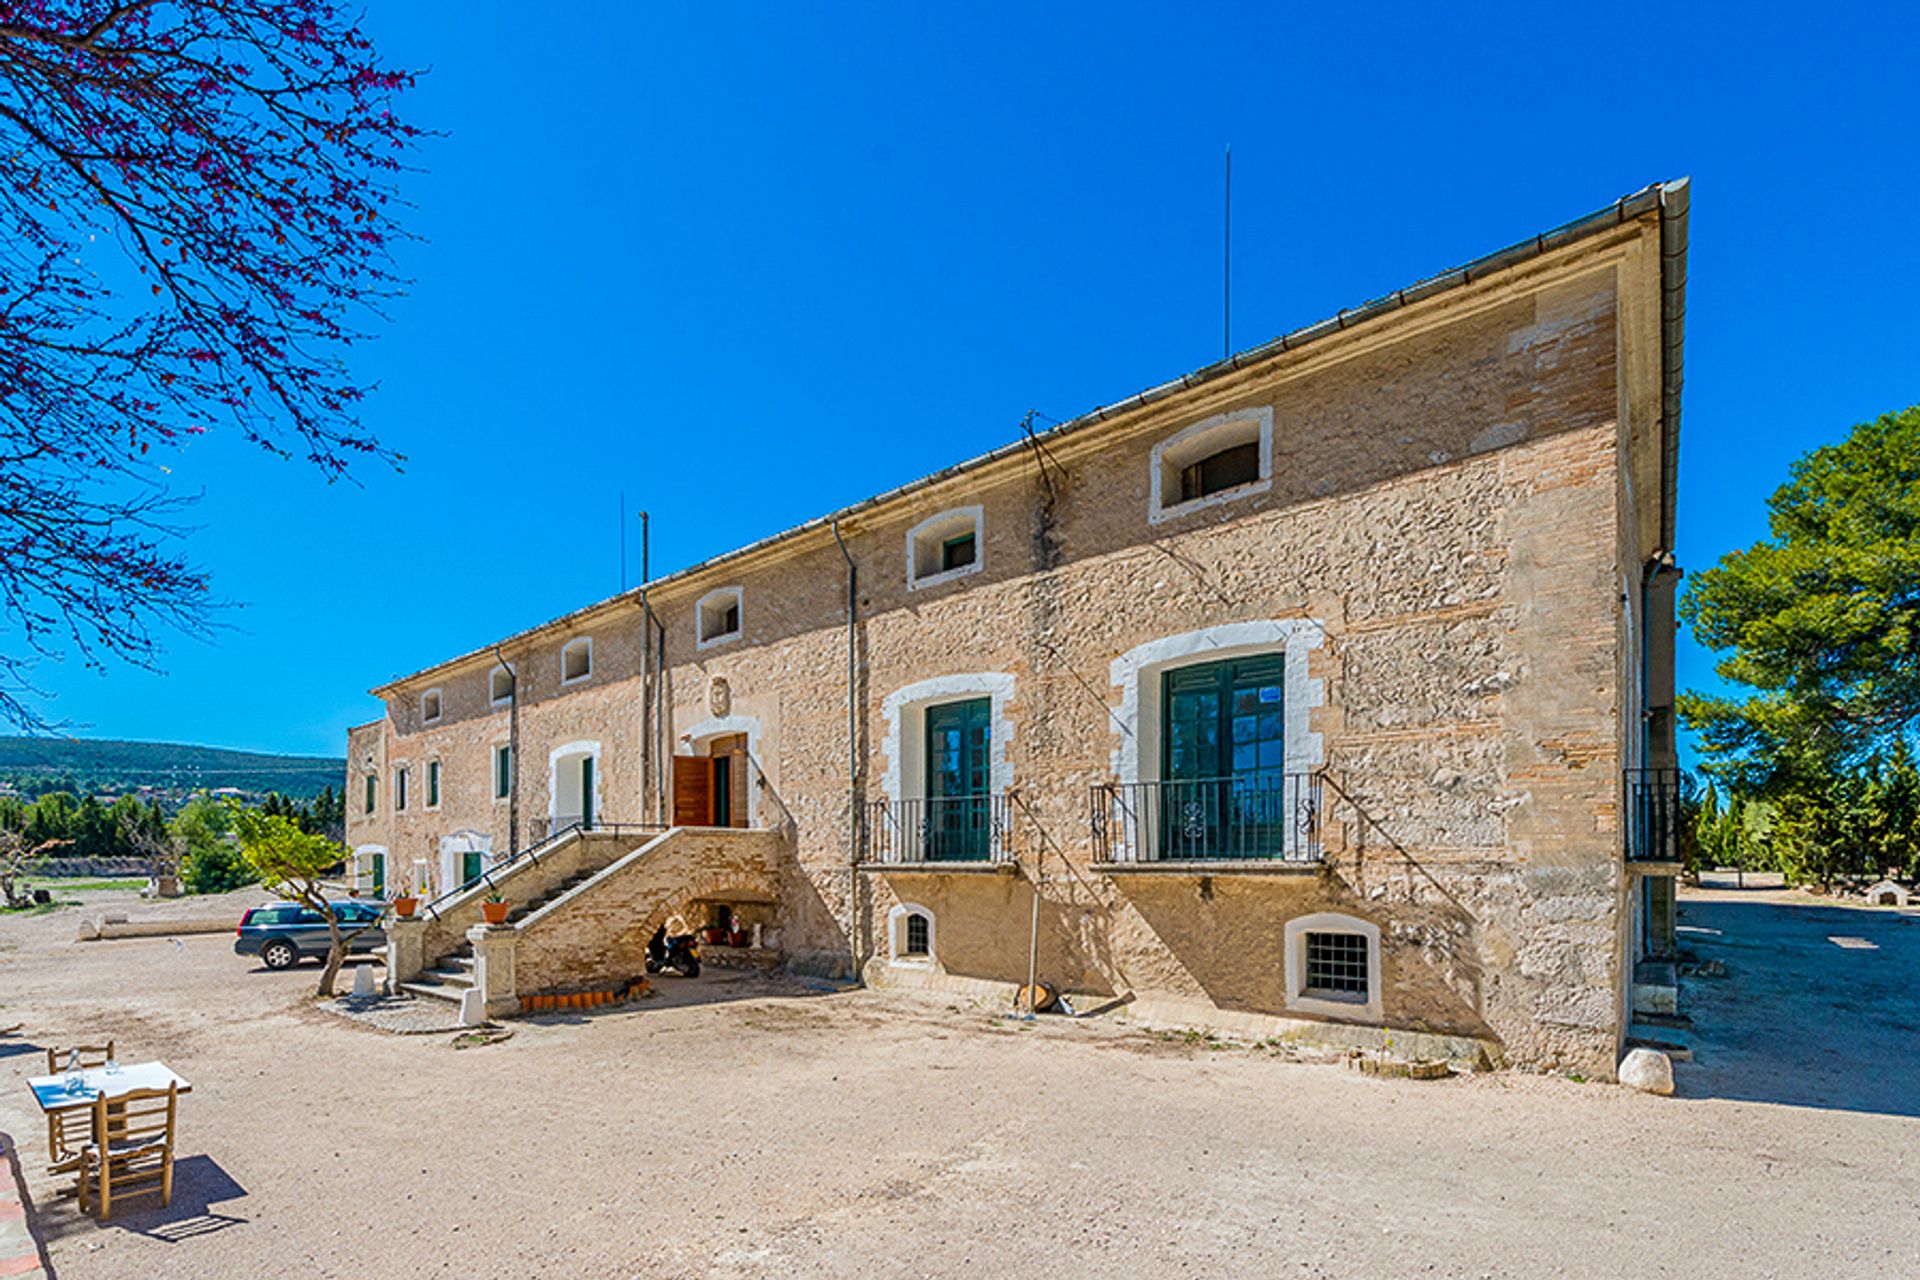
78,1083,176,1220
44,1040,115,1175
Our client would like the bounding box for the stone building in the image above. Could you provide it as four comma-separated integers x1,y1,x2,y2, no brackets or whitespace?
347,180,1689,1076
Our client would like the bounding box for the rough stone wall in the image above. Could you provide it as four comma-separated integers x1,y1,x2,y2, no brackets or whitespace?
349,234,1654,1073
514,828,786,993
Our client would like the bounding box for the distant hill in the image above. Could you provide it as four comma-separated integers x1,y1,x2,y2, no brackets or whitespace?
0,736,344,800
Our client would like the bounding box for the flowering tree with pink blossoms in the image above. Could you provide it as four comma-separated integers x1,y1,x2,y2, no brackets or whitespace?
0,2,417,727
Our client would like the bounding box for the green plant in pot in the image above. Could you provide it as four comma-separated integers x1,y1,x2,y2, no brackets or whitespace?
481,889,509,925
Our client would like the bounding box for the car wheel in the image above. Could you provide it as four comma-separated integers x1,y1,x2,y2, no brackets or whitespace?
262,939,298,970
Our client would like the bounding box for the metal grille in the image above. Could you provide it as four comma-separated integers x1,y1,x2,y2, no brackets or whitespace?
1089,773,1322,864
862,795,1015,864
1304,931,1368,998
905,913,930,955
1624,768,1682,862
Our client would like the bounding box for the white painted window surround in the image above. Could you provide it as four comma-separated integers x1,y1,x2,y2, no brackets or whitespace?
1149,406,1273,525
489,665,514,707
1284,912,1383,1021
887,902,936,966
880,673,1015,806
421,688,442,725
906,506,984,590
561,637,593,685
547,739,602,831
697,586,743,650
1107,620,1325,786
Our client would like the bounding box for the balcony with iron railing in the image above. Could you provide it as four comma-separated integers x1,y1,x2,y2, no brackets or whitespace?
860,794,1017,869
1623,767,1682,865
1090,772,1324,870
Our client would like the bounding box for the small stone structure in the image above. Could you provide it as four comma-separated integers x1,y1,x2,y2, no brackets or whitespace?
1863,879,1912,907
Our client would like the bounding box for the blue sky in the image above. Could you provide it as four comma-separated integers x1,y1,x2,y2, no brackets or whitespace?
22,2,1919,757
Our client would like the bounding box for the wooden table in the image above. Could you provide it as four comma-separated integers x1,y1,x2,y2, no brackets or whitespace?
27,1062,192,1114
27,1062,192,1179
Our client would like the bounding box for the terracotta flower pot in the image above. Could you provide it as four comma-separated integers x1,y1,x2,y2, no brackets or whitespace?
481,901,510,925
392,896,419,919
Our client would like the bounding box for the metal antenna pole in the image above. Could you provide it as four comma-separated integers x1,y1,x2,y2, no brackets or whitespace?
1223,143,1232,359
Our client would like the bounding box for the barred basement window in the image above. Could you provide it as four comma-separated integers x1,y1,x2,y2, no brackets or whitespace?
1304,931,1369,1000
905,912,930,956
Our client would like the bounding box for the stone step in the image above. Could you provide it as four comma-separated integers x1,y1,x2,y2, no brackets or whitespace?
401,977,470,1003
423,963,475,986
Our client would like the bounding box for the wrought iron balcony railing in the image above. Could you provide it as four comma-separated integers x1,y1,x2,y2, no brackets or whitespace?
861,795,1015,865
1624,767,1683,863
1090,773,1323,865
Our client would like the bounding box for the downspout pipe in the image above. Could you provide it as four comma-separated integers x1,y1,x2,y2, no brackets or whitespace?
494,646,519,856
637,586,652,825
831,519,859,976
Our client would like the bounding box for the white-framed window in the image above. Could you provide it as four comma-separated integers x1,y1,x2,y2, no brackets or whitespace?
493,744,513,800
490,664,515,706
887,903,935,965
697,587,743,649
421,688,443,725
426,758,442,810
1283,912,1382,1021
1149,406,1273,524
561,636,593,685
393,765,409,813
906,506,983,590
363,772,377,815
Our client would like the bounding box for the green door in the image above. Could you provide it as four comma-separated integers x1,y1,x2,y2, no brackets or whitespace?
1161,656,1286,858
461,851,484,887
924,698,991,860
370,852,385,896
580,755,595,830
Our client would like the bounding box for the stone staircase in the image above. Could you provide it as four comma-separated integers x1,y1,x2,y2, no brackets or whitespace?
401,866,602,1004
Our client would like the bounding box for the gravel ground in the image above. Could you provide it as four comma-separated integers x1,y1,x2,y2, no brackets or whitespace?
1,886,1917,1279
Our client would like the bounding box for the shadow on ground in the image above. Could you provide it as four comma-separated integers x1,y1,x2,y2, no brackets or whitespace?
1676,889,1920,1118
35,1154,248,1247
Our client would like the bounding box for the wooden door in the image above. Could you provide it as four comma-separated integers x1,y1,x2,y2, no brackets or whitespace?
672,755,712,826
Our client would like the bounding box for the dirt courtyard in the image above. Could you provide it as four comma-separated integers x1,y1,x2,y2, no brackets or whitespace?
3,886,1917,1279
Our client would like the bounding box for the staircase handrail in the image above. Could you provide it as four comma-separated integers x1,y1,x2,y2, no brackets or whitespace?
421,820,665,921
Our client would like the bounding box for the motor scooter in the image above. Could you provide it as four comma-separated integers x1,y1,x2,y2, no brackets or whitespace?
646,924,701,977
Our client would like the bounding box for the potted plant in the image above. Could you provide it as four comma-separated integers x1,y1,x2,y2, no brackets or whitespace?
391,869,419,920
481,890,510,925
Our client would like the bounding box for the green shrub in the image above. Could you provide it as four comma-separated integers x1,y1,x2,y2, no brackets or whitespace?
182,840,256,894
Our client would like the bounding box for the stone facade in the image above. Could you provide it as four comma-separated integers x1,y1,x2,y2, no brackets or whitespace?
346,195,1684,1076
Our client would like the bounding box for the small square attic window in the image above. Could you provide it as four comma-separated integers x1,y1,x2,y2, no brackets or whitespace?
561,637,592,684
1150,406,1273,524
907,507,983,589
421,688,442,725
697,587,743,649
490,665,514,706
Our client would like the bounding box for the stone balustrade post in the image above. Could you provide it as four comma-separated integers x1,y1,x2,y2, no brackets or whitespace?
469,923,520,1019
386,915,426,992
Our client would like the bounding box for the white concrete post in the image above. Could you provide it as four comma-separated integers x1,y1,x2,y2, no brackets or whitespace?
387,915,426,991
469,923,520,1019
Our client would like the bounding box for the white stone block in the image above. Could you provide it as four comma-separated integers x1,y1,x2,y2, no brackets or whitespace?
1618,1047,1674,1096
459,987,486,1027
